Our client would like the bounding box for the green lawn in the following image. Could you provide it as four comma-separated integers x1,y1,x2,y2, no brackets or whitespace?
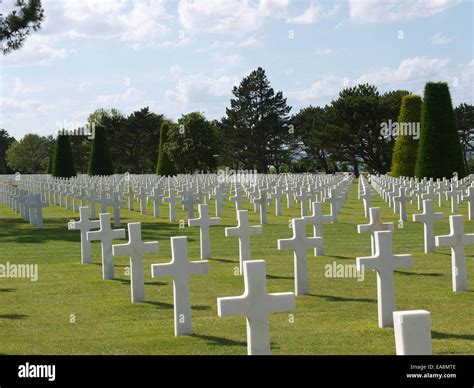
0,181,473,355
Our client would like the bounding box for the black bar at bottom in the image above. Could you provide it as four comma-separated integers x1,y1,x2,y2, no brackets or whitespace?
0,356,472,386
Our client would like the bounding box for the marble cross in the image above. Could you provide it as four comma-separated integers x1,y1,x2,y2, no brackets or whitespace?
136,186,148,215
188,204,220,259
356,231,412,327
278,217,322,296
325,191,341,222
358,207,394,255
393,187,412,221
360,187,373,218
99,191,110,213
181,189,199,219
295,187,310,217
151,236,208,336
127,184,135,211
210,187,226,217
283,185,295,208
225,210,262,275
254,189,270,224
113,222,159,303
68,206,100,264
27,193,47,228
147,187,163,218
304,201,333,256
163,189,178,222
463,186,474,221
87,213,126,279
89,192,101,219
229,189,246,211
270,185,284,216
412,199,443,253
435,215,473,292
110,192,125,227
217,260,295,355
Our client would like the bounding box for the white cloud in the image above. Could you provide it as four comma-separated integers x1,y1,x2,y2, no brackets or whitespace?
165,74,239,105
214,53,243,67
452,59,474,104
287,56,459,105
239,37,258,47
169,65,184,77
195,38,257,53
2,35,68,66
44,0,169,43
287,75,345,102
354,57,450,85
315,48,336,56
431,32,453,45
349,0,460,23
178,0,289,34
287,3,339,24
0,97,51,114
117,1,169,43
94,88,142,105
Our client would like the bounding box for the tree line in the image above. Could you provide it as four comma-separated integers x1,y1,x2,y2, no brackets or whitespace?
1,67,473,176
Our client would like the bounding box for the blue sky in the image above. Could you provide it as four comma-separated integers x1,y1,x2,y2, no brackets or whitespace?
1,0,473,139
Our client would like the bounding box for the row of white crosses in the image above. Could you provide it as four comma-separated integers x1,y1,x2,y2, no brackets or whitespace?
67,206,294,353
3,173,355,233
365,174,473,293
64,176,353,355
0,183,48,228
357,175,474,354
356,207,433,354
370,174,473,219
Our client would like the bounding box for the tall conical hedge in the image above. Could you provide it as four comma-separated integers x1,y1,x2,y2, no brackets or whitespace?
52,134,76,178
156,121,177,176
88,125,114,176
415,82,467,179
391,95,422,177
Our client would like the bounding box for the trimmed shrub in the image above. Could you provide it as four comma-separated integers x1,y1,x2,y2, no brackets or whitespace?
52,135,76,178
391,95,422,177
415,82,467,179
88,125,114,176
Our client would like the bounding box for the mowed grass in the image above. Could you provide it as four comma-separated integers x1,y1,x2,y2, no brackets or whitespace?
0,181,472,355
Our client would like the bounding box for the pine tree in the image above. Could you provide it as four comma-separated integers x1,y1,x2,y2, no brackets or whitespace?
0,0,45,54
52,134,76,178
415,82,467,179
88,124,113,176
391,95,421,177
156,121,177,176
222,67,292,172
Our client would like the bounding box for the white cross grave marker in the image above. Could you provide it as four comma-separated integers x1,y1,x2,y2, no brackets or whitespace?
304,201,333,256
358,207,394,255
113,222,159,303
151,236,208,336
225,210,262,275
188,204,220,259
413,199,443,253
278,218,322,295
217,260,295,355
356,231,412,327
68,206,100,264
87,213,126,279
435,215,473,292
